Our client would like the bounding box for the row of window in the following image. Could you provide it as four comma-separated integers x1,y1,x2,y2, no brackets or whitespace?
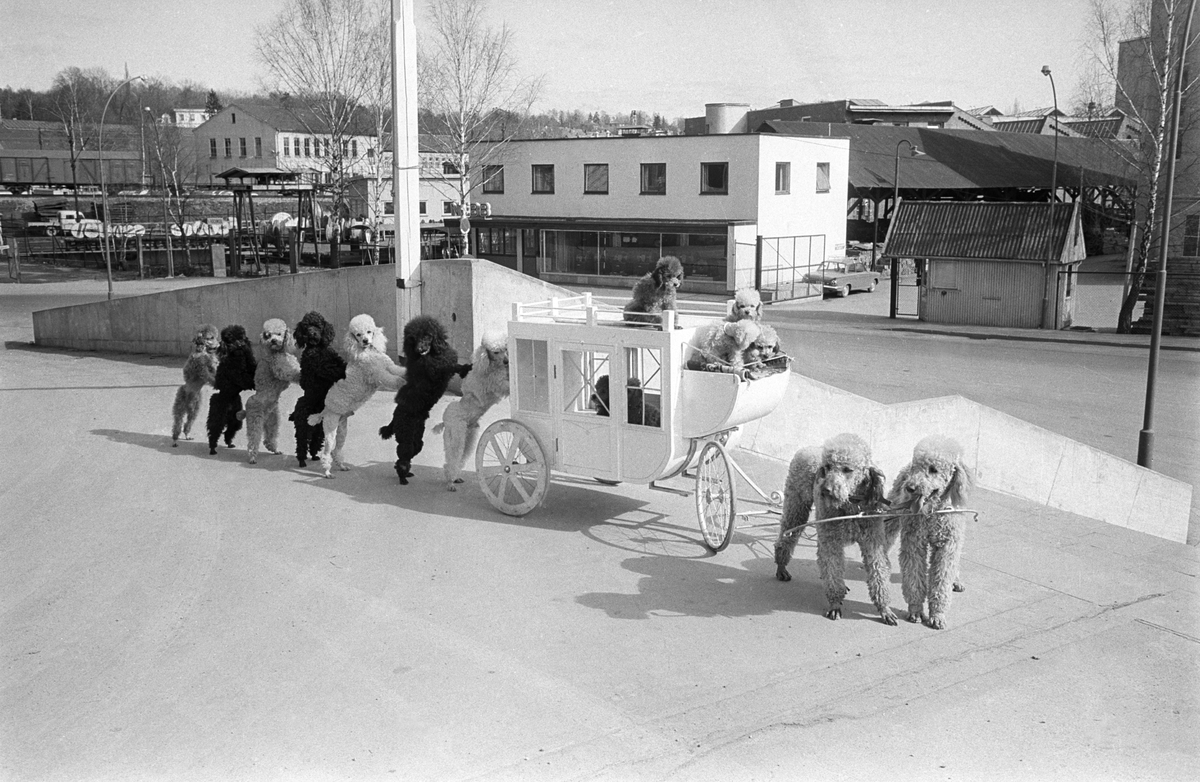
209,137,264,159
480,161,831,196
280,136,363,159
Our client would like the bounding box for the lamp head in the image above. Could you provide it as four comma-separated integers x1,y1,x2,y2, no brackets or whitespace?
1041,65,1052,77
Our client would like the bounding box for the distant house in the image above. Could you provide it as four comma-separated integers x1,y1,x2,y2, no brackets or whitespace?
169,108,209,129
883,200,1087,329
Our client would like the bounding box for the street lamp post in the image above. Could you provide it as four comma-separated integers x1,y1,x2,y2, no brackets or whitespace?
1041,66,1058,329
889,138,923,319
99,74,143,300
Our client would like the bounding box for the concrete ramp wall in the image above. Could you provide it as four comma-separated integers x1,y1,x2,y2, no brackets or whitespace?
736,374,1193,544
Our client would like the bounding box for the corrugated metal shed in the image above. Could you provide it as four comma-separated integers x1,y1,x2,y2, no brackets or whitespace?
882,200,1085,265
754,121,1137,192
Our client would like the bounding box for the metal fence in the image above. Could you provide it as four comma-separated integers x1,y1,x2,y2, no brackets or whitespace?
754,234,827,302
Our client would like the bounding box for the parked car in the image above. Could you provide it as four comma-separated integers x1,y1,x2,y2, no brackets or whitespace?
802,259,880,297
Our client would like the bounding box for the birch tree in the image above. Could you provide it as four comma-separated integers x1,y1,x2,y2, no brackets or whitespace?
1084,0,1199,332
47,67,112,212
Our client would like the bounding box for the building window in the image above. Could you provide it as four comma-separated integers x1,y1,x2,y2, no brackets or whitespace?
224,138,232,158
314,138,322,157
1183,214,1199,256
775,162,791,194
700,162,728,195
351,139,357,157
442,161,460,175
483,164,505,193
929,260,959,290
532,164,555,194
282,137,289,156
442,201,455,215
367,146,375,158
254,137,262,157
816,162,831,193
231,112,236,124
418,201,426,215
209,138,217,159
477,226,517,256
304,138,311,157
641,163,666,195
385,201,394,215
239,137,247,157
584,163,609,194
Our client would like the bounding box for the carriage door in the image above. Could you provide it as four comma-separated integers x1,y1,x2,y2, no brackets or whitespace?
557,346,617,479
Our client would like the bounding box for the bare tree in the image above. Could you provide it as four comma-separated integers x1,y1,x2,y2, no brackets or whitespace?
1084,0,1199,332
255,0,389,224
145,114,200,274
418,0,543,254
47,67,112,212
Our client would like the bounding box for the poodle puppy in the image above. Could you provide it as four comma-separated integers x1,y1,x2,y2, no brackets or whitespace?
171,324,219,446
431,331,510,490
307,314,406,478
289,311,347,467
623,255,684,325
379,315,471,485
685,320,762,378
891,435,976,629
725,288,763,323
205,325,257,455
590,375,662,426
774,433,899,625
238,318,301,464
742,323,790,380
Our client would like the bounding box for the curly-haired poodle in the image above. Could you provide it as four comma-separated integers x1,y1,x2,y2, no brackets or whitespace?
686,320,761,378
431,331,510,490
774,433,899,624
289,311,347,468
171,324,219,446
742,323,790,380
379,315,471,485
307,313,406,478
891,435,976,629
238,318,301,464
623,256,684,325
725,288,763,323
205,325,257,455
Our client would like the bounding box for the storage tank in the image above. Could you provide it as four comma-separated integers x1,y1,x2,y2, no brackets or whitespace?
704,103,750,134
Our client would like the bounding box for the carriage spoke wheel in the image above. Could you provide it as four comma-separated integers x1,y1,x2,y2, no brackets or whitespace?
695,441,736,552
475,420,550,516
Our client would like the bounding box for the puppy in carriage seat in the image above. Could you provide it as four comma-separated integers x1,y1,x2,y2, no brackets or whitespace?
589,375,661,427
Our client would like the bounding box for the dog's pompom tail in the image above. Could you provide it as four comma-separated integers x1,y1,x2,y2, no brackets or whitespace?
431,422,445,434
306,412,323,427
378,424,394,440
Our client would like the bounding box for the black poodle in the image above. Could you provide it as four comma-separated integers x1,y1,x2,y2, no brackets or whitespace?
289,311,347,468
205,324,257,454
379,315,471,485
623,255,685,324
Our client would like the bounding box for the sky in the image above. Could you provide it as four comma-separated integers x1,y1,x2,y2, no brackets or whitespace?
1,0,1104,120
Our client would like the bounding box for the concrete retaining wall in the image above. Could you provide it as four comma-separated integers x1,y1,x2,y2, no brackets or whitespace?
737,374,1193,544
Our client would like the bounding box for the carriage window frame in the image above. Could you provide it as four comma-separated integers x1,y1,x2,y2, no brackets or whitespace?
515,339,550,414
562,348,611,417
624,346,663,428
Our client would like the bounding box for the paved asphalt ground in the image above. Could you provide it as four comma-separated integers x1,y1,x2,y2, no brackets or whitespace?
1,261,1197,781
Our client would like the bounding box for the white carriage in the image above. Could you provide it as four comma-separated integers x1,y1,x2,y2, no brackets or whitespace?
474,294,791,552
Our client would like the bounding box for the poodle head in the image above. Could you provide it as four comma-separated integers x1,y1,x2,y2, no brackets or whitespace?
402,315,450,360
651,256,685,291
218,324,250,356
259,318,293,353
294,311,335,350
192,323,220,354
728,288,763,322
816,433,887,511
589,375,611,416
345,313,387,356
743,324,781,366
474,331,509,371
896,435,975,512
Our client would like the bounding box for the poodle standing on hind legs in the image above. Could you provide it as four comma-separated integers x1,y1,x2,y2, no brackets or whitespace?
238,318,301,464
171,324,220,446
205,324,257,454
379,315,471,485
289,311,346,468
774,433,899,625
431,331,510,490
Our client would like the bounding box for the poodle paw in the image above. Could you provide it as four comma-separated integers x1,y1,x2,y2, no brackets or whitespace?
775,565,792,582
269,448,282,455
397,475,409,485
225,442,236,449
824,606,842,621
172,441,179,448
906,605,925,623
926,614,947,630
297,458,307,468
446,483,457,492
879,609,898,626
248,454,258,464
209,446,218,455
321,471,334,479
953,581,965,593
336,463,350,472
182,434,194,440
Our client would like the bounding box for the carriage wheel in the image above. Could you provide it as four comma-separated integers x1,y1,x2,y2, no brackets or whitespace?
695,441,736,552
475,420,550,516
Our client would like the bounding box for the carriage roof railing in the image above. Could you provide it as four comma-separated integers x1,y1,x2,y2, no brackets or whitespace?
512,294,729,331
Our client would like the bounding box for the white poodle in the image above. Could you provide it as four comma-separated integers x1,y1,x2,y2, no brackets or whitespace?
725,288,763,323
171,324,219,446
891,435,976,629
432,332,510,490
239,318,301,464
307,314,406,478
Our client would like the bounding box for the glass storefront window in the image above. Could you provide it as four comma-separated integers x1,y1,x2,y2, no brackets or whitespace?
540,229,727,283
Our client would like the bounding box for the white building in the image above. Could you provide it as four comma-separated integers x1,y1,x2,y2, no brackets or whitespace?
465,133,849,295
